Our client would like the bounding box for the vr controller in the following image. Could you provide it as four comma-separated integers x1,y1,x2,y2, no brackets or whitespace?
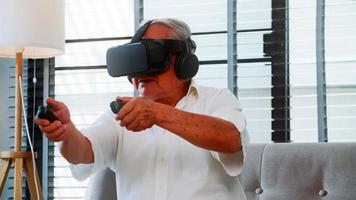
36,105,58,122
36,99,124,123
110,99,124,114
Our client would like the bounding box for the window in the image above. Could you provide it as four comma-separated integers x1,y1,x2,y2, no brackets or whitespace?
324,0,356,141
145,0,231,88
52,0,134,199
236,0,273,142
236,0,356,142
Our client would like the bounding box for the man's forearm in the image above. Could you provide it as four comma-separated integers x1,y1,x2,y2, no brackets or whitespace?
156,105,242,153
59,121,94,164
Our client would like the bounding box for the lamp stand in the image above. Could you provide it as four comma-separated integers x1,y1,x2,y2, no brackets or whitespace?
0,52,43,200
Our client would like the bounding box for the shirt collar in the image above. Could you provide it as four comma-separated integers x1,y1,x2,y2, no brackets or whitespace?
186,79,199,98
175,79,199,109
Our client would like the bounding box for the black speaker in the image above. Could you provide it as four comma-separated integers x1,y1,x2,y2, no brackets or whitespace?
174,46,199,79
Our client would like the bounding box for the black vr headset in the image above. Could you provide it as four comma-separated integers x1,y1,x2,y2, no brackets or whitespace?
106,20,199,80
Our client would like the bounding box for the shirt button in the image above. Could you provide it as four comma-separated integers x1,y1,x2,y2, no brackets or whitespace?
319,189,327,197
255,188,263,195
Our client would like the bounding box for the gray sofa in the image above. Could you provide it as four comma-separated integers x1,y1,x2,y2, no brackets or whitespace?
85,143,356,200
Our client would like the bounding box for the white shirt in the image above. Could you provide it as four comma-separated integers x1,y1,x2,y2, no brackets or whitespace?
70,81,249,200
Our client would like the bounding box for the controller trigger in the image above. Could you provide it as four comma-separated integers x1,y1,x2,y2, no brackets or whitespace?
110,99,124,114
36,105,58,122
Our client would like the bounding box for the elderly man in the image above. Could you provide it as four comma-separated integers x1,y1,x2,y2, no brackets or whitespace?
36,18,248,200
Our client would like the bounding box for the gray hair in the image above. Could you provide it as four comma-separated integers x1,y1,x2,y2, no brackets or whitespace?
139,18,196,53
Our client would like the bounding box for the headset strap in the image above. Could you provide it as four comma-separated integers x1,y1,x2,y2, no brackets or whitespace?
131,20,195,54
131,20,153,43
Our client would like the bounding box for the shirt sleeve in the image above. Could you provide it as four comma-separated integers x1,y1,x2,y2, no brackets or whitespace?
69,110,120,181
207,88,250,177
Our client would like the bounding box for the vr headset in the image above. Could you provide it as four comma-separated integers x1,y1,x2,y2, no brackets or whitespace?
107,39,187,77
106,20,199,80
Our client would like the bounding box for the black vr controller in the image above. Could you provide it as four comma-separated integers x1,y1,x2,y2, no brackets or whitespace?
110,99,124,114
36,100,123,123
36,105,58,122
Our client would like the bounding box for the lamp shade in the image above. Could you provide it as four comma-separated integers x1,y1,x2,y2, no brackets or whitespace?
0,0,64,58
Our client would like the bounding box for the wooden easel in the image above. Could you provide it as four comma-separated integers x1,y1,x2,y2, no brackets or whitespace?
0,52,43,200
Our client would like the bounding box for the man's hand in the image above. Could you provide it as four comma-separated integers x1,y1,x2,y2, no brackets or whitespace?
35,97,71,142
115,97,161,132
35,98,93,164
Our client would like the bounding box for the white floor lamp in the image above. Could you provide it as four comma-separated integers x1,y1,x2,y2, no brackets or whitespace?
0,0,64,199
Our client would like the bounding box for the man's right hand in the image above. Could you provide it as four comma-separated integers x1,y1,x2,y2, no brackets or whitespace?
35,97,71,142
35,97,94,164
